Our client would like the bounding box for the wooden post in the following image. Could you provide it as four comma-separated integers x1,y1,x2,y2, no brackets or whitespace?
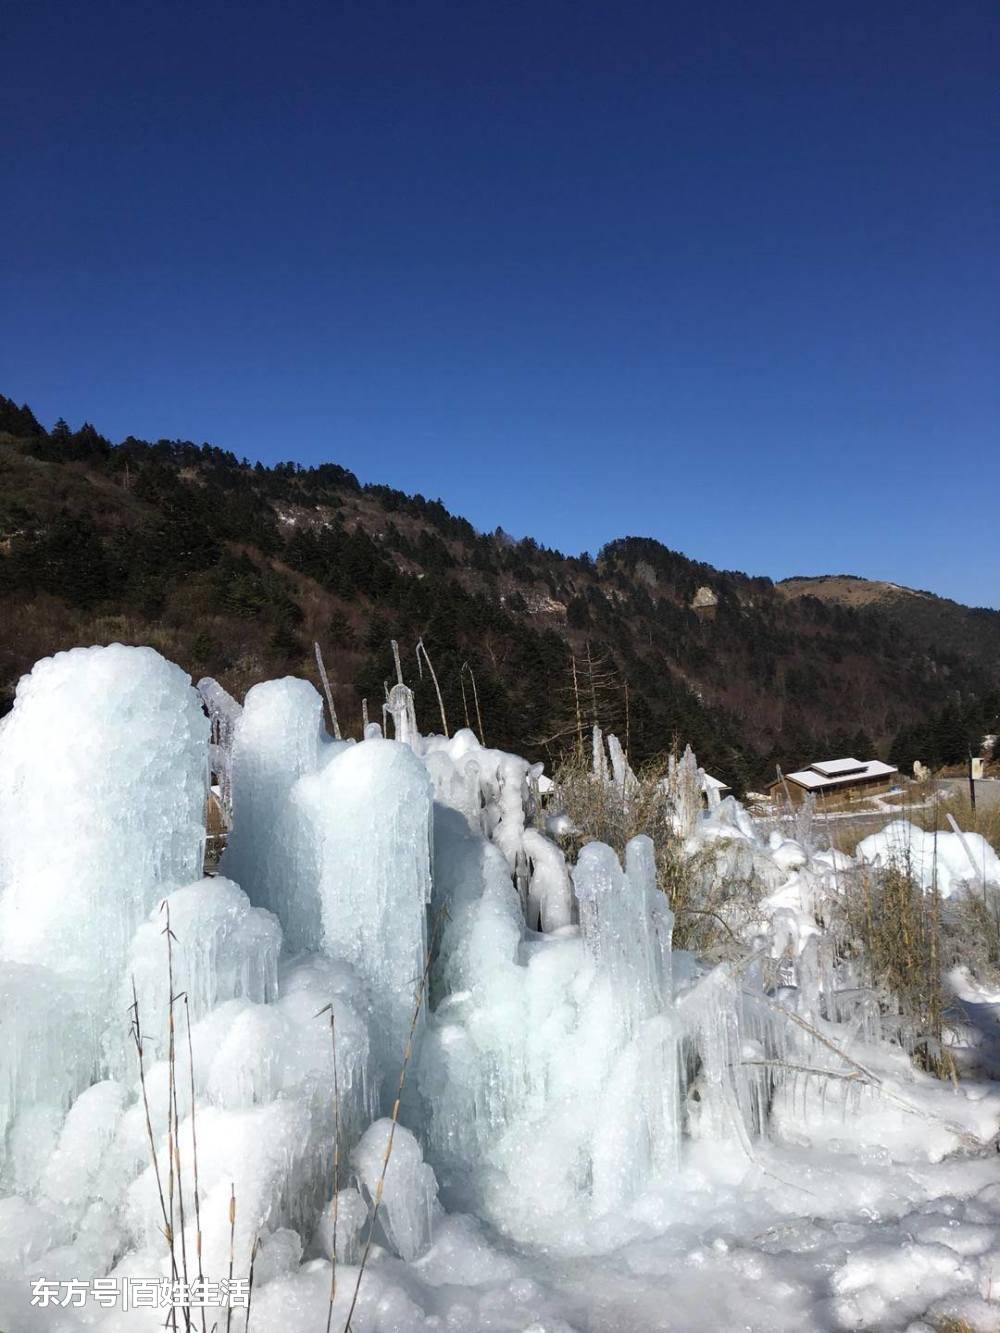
968,750,977,822
776,764,795,815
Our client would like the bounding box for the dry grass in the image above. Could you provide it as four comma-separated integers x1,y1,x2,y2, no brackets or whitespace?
823,780,1000,859
551,755,764,958
943,884,1000,987
887,788,1000,984
821,784,1000,1070
809,792,885,815
552,754,675,854
922,790,1000,852
834,859,954,1079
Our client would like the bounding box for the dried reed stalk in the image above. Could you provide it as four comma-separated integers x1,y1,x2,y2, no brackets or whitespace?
185,996,208,1333
161,903,192,1332
128,979,176,1278
461,661,485,745
342,917,441,1331
314,642,342,739
245,1235,261,1332
416,638,448,738
226,1184,236,1333
312,1006,342,1333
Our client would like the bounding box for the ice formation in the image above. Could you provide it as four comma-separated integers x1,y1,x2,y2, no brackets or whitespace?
117,875,282,1070
857,817,1000,897
1,642,999,1333
299,738,433,1080
220,675,335,947
197,675,242,824
522,827,574,931
0,645,208,1144
222,683,432,1079
351,1120,439,1261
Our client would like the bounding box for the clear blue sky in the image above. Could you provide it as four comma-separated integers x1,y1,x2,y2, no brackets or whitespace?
3,1,998,606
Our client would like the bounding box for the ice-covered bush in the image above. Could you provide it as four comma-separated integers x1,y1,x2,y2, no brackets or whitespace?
550,746,766,957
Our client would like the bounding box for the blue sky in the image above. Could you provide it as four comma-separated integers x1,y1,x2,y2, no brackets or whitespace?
3,1,998,606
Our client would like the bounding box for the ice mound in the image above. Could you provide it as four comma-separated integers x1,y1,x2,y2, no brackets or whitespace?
421,822,681,1240
0,651,381,1314
39,1080,129,1214
313,1185,369,1263
700,794,760,844
109,959,374,1287
856,818,1000,897
522,828,574,932
0,644,208,982
120,876,282,1069
352,1119,440,1261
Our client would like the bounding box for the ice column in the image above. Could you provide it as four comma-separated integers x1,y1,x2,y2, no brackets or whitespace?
522,829,574,932
0,644,209,1129
221,677,336,951
385,683,418,746
302,739,433,1087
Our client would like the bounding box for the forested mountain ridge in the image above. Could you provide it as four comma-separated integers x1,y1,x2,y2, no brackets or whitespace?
780,573,1000,655
1,394,997,789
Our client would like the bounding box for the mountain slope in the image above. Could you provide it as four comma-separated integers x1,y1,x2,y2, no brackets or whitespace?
1,394,997,788
779,574,1000,668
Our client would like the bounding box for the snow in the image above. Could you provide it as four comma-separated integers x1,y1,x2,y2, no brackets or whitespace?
787,758,898,790
812,757,869,776
1,644,999,1332
857,819,1000,897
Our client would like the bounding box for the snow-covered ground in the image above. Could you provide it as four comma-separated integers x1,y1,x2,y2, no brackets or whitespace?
1,644,999,1333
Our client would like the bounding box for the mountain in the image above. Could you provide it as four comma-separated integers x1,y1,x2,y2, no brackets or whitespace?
779,574,1000,673
1,393,997,789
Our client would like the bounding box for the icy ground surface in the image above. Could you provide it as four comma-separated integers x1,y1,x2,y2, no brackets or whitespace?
244,1143,1000,1333
1,645,999,1332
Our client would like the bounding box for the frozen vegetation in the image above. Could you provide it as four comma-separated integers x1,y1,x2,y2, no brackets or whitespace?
1,644,999,1331
857,820,1000,900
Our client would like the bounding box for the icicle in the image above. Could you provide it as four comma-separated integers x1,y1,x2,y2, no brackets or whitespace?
197,676,243,827
606,732,636,794
386,683,419,746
